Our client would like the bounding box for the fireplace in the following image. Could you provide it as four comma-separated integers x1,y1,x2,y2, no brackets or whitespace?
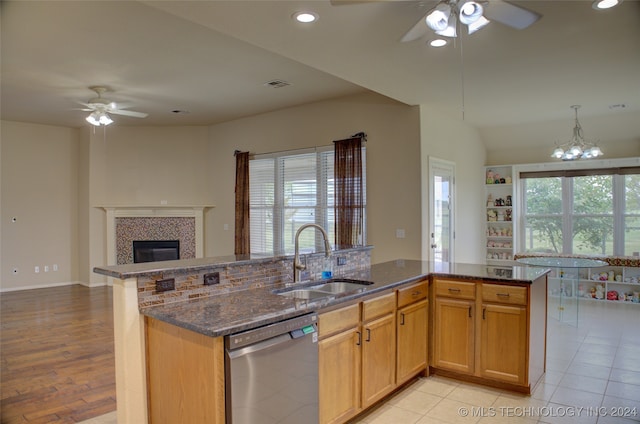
133,240,180,263
102,206,210,266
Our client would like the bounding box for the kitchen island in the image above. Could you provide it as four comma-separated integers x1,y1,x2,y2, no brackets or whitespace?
94,257,549,424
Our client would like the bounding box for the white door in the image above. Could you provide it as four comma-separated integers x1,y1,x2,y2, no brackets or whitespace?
428,158,455,264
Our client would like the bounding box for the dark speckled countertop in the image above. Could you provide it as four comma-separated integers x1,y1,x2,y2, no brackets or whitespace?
141,259,549,338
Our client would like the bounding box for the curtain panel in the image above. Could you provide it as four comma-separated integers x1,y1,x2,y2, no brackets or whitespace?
334,136,364,247
234,151,250,255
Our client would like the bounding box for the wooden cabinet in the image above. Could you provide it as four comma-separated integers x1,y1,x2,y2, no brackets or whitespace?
480,303,527,384
318,292,396,424
479,283,527,385
145,317,226,424
361,294,396,407
396,281,428,384
431,277,546,393
433,280,475,374
318,303,360,424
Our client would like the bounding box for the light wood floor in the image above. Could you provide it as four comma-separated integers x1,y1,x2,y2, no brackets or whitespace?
1,285,116,423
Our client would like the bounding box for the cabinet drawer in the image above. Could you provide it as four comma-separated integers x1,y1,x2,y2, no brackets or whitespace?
362,292,395,322
434,279,476,300
318,303,360,338
482,284,527,306
397,281,428,308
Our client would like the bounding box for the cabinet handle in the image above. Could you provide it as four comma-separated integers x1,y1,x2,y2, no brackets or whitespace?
469,306,472,318
400,312,405,325
365,328,371,342
448,288,461,293
356,331,361,346
497,293,510,297
482,307,486,320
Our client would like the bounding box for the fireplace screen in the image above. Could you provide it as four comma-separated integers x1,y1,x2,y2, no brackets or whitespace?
133,240,180,263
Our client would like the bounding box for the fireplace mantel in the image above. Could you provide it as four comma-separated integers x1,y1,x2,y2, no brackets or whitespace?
99,205,214,266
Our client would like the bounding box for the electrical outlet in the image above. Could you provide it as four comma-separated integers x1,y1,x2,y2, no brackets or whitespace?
204,272,220,286
155,278,175,293
35,266,40,273
336,256,347,266
44,265,49,272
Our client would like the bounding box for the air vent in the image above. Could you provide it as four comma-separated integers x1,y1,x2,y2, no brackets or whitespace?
264,79,291,88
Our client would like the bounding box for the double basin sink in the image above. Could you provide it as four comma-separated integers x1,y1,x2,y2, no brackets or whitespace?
274,278,374,301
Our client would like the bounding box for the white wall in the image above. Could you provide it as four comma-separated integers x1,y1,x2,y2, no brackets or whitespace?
205,92,422,265
1,121,80,290
1,92,491,290
419,106,487,264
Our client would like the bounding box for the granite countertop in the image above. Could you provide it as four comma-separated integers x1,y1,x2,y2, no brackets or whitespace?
93,246,373,279
141,259,549,338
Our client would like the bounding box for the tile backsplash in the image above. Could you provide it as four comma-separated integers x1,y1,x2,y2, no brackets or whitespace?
137,247,371,309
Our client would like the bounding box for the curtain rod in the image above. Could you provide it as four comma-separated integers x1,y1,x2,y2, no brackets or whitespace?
333,132,367,143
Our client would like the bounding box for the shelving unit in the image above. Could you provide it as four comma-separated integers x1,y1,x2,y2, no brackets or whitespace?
548,266,640,305
484,166,516,266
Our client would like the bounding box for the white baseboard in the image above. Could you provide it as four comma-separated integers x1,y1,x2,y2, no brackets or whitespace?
0,280,110,293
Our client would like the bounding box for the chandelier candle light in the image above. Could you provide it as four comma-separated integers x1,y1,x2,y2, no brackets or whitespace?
551,105,603,161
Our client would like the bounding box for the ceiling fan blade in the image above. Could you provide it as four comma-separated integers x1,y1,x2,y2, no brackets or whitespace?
400,10,431,42
484,0,541,30
108,109,148,118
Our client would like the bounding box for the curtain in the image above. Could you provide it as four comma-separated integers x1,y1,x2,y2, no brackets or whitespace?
334,135,364,247
234,151,250,255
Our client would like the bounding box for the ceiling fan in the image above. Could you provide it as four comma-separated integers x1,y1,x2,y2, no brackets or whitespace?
400,0,542,42
78,86,148,126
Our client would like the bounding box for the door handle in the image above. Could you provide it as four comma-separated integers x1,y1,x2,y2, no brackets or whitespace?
431,244,438,248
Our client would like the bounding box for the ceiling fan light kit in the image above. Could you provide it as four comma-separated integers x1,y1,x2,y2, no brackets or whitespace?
550,105,603,161
86,111,113,126
426,0,485,38
80,86,148,126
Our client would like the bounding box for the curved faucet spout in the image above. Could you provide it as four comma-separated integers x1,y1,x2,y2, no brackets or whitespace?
293,223,332,282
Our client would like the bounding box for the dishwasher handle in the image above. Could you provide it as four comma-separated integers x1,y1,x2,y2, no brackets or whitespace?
227,333,293,359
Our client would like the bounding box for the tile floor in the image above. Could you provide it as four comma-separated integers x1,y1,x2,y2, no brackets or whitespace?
80,299,640,424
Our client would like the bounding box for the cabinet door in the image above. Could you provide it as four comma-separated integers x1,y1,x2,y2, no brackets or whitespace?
480,303,527,384
397,299,428,384
319,327,361,424
361,313,396,408
433,297,474,374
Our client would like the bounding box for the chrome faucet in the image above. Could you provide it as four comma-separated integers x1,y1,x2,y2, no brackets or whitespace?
293,223,332,282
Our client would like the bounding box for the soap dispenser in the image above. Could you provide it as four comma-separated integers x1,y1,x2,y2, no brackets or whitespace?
322,257,333,279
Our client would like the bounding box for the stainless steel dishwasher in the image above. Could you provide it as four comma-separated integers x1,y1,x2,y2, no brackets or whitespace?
225,312,318,424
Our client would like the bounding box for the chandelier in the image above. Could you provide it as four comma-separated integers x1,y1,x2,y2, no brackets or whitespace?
551,105,603,161
426,0,489,37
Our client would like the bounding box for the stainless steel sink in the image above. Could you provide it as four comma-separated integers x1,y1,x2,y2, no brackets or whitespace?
275,278,373,300
277,289,334,300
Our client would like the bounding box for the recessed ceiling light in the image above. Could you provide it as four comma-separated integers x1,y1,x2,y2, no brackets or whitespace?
292,11,318,23
429,39,448,47
592,0,622,10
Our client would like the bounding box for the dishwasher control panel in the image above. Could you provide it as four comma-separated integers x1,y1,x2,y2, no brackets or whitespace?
225,312,317,350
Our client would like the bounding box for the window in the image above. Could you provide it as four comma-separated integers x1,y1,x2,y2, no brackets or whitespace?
521,168,640,256
249,147,366,255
